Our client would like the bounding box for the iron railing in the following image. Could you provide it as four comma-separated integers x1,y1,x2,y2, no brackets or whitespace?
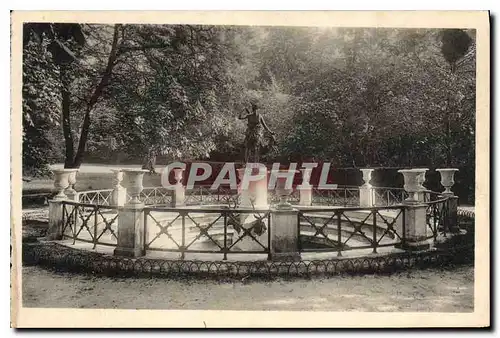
78,189,113,206
426,195,450,240
372,187,409,206
298,205,406,255
137,187,173,206
183,186,240,206
143,206,271,260
61,187,453,260
24,241,475,278
61,200,119,248
76,185,415,208
312,186,360,206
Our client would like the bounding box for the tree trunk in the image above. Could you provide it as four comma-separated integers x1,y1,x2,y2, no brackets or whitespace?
60,65,75,168
445,63,457,167
446,110,453,167
71,24,122,168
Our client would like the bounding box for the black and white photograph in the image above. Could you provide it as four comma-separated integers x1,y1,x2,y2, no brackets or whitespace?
11,11,489,328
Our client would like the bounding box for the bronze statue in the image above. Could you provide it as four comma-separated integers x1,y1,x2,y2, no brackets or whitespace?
239,103,276,163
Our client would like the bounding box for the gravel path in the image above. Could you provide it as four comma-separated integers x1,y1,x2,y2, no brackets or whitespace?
22,265,474,312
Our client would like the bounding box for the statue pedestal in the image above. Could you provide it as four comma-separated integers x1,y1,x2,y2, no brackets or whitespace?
237,167,268,209
233,166,270,252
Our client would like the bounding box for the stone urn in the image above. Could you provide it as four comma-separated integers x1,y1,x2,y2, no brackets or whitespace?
65,168,80,200
273,170,299,210
173,168,185,186
52,169,74,200
436,168,459,195
411,168,429,191
122,169,148,205
398,169,421,203
360,168,374,188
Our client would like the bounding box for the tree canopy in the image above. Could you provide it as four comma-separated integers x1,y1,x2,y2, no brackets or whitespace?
22,24,475,200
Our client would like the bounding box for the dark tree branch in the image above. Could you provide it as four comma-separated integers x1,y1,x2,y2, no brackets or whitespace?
72,24,122,168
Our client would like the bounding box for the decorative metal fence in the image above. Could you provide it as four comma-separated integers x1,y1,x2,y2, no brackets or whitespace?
312,186,360,206
77,185,412,209
78,189,113,206
24,241,475,278
183,186,240,206
138,187,173,206
61,185,456,261
61,201,119,248
268,189,300,204
143,206,271,260
426,194,450,240
372,187,409,206
298,205,406,255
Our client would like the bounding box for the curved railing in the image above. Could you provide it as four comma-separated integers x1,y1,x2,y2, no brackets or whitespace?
77,185,415,208
78,189,113,206
61,183,457,260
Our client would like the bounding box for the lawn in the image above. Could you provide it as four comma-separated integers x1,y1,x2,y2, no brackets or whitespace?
23,164,162,194
22,164,162,207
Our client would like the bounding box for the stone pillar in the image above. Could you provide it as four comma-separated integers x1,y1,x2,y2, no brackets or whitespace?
270,208,300,261
47,169,73,240
47,200,64,240
401,204,429,250
110,169,126,207
437,168,460,233
298,168,313,206
446,195,460,233
114,169,148,257
398,169,430,250
65,169,80,202
172,168,186,207
232,165,269,252
359,168,374,207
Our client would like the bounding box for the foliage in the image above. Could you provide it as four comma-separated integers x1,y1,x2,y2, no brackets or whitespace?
22,38,62,176
22,25,476,202
103,25,242,162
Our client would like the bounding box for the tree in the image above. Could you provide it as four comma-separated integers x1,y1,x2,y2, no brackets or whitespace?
105,25,243,166
22,23,85,175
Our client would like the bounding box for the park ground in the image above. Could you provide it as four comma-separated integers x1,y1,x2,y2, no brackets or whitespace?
22,265,474,312
22,163,474,312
